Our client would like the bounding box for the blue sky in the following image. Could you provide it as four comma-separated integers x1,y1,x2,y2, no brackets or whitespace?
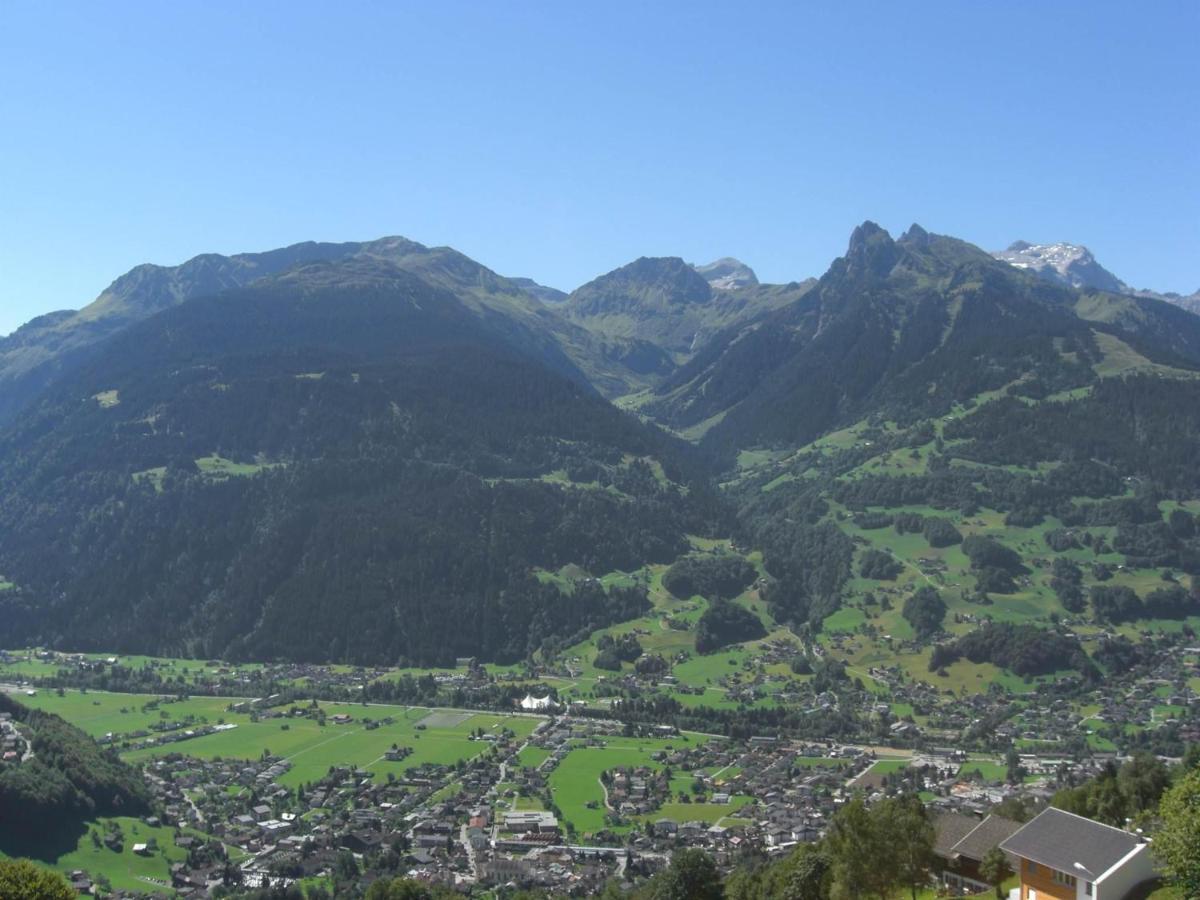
1,1,1196,335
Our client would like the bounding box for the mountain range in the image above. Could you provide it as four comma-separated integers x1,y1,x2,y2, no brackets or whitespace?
1,221,1198,666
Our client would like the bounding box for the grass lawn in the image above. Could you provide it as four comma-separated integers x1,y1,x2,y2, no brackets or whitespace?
642,797,753,826
794,757,851,770
861,760,909,779
516,745,552,768
958,760,1008,782
547,735,728,837
672,647,750,684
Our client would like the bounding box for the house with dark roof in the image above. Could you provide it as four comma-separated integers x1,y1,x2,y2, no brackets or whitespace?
933,811,1022,894
999,808,1156,900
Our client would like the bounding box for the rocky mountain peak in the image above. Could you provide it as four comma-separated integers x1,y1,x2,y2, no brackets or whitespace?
842,221,901,278
692,258,759,291
992,240,1127,294
898,223,931,248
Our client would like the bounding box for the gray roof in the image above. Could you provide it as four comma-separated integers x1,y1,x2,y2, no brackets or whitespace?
952,814,1022,862
999,808,1141,878
933,811,979,858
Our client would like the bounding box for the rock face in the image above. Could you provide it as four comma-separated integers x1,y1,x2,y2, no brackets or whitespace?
1163,291,1200,315
992,241,1128,293
692,258,759,291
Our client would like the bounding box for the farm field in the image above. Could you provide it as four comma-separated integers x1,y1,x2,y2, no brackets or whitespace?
12,689,234,740
16,688,539,788
125,707,538,788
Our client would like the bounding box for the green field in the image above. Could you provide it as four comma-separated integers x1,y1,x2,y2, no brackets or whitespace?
194,454,282,478
860,759,909,779
17,689,538,788
516,745,552,769
794,756,851,769
0,816,230,896
958,760,1008,782
648,798,753,826
544,735,754,837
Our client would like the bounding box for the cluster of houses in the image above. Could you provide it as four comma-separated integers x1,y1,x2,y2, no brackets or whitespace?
0,692,1174,900
0,710,28,765
5,638,1196,897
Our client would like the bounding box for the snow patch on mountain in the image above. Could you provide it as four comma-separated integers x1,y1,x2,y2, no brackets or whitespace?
692,258,759,291
992,241,1127,293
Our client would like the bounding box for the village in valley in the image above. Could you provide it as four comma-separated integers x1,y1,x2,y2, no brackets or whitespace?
2,638,1197,898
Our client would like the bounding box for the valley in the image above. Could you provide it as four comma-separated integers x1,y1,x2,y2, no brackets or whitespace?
1,222,1199,898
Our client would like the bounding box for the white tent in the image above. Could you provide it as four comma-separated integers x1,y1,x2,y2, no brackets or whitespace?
519,694,554,711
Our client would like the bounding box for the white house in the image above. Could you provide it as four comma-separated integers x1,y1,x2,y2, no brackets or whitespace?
999,807,1157,900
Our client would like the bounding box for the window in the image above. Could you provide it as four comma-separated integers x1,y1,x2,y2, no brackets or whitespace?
1052,870,1077,888
1085,882,1094,896
1027,860,1038,874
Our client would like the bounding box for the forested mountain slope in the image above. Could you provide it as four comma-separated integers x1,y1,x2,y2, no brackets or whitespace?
647,222,1200,459
0,237,648,426
0,239,370,424
3,221,1200,687
0,257,726,665
624,224,1200,674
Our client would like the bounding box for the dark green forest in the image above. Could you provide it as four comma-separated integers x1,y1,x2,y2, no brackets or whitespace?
0,695,149,851
0,261,727,665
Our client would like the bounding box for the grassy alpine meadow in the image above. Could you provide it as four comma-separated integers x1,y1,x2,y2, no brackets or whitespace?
807,480,1200,693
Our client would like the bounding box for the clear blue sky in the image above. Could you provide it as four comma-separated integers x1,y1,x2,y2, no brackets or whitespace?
1,1,1197,335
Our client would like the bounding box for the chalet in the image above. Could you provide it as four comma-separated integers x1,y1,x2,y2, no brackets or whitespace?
68,871,93,895
933,811,1022,894
999,808,1156,900
339,830,382,853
